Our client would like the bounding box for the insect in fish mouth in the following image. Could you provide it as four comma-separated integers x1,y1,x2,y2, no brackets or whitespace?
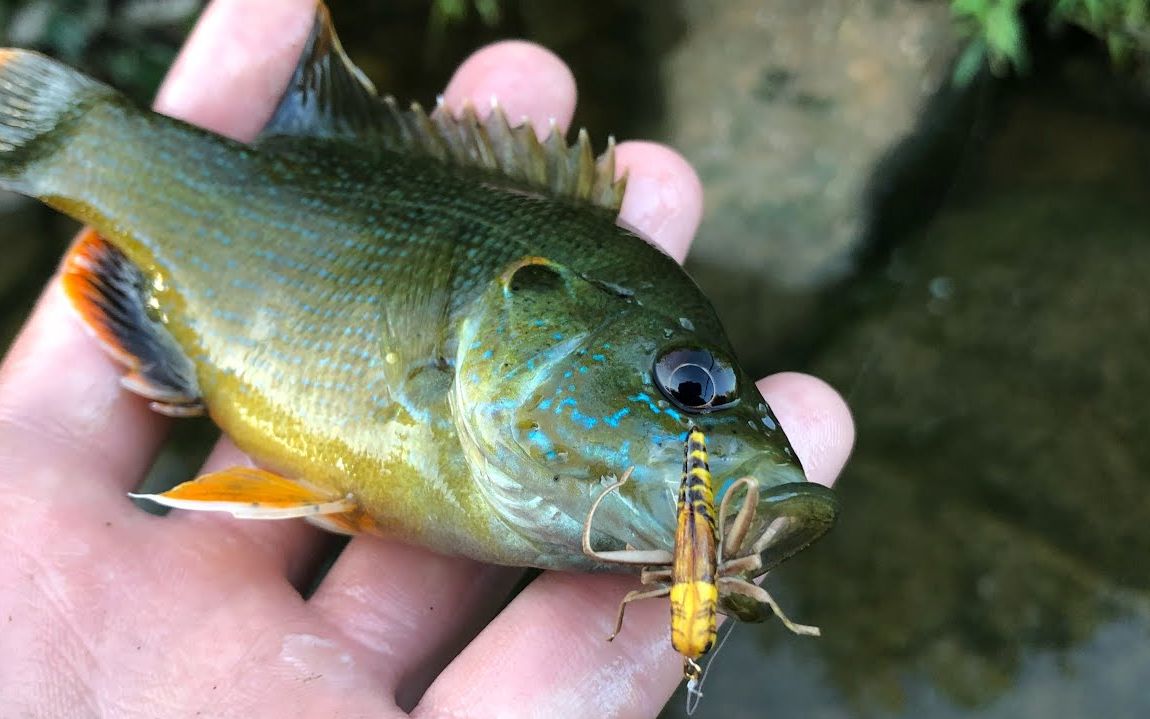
582,427,820,680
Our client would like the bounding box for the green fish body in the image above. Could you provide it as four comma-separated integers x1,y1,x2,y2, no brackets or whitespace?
0,8,835,596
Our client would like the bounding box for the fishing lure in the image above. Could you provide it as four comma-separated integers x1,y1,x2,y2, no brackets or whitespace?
582,427,820,680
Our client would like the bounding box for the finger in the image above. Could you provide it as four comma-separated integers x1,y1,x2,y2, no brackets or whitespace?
417,571,680,719
155,0,316,141
308,542,523,699
0,278,168,502
615,141,704,264
757,372,854,488
308,40,582,695
443,40,577,138
420,384,854,718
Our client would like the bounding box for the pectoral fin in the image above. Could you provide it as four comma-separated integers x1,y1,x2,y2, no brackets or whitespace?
130,467,357,520
61,228,204,417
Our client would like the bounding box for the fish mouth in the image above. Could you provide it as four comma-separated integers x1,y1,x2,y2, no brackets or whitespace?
715,456,838,577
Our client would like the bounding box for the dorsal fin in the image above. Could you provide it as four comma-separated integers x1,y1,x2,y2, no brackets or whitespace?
259,2,382,141
259,2,626,212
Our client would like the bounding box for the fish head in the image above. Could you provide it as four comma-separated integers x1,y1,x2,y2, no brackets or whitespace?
453,254,837,571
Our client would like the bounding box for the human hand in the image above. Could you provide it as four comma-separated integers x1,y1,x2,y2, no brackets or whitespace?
0,1,854,716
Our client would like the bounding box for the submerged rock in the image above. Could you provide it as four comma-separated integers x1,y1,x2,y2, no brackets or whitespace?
664,0,969,372
666,0,959,286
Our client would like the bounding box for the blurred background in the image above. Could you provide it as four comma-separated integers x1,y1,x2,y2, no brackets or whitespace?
2,1,1148,717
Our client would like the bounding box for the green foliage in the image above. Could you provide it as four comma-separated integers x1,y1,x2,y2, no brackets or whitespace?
428,0,503,51
950,0,1150,83
1053,0,1150,59
952,0,1028,80
431,0,502,27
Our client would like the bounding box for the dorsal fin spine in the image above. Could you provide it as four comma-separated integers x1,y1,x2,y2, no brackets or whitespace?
259,3,626,213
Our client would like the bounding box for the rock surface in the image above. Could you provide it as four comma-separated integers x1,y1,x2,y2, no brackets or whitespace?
667,0,960,289
663,0,968,374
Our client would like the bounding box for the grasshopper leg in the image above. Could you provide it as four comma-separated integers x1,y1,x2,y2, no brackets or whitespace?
716,577,820,636
608,585,672,641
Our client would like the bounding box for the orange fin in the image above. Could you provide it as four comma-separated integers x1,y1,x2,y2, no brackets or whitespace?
61,228,204,416
306,510,381,536
130,467,358,520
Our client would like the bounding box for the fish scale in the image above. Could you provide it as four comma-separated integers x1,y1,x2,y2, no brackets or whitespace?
0,7,836,579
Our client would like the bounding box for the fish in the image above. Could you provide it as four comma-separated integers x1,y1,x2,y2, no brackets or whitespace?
0,4,837,588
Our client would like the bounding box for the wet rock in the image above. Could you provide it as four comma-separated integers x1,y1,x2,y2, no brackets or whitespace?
664,0,965,371
667,0,959,288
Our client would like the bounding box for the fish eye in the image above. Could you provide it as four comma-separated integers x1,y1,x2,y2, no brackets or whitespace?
653,347,739,413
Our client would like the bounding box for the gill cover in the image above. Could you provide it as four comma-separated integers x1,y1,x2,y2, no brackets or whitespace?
453,256,677,554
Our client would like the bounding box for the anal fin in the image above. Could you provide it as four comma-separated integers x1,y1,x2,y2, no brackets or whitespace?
61,228,204,416
130,466,359,520
306,510,381,536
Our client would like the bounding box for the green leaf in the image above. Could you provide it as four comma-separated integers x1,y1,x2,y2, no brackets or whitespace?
951,0,991,21
985,2,1027,70
952,37,989,86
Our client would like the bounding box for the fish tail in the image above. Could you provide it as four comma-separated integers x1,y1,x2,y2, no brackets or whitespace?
0,49,110,185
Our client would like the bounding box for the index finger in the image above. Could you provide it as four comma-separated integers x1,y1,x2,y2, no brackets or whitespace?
155,0,315,140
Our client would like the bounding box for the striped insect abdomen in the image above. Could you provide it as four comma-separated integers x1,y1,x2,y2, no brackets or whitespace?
669,426,719,659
